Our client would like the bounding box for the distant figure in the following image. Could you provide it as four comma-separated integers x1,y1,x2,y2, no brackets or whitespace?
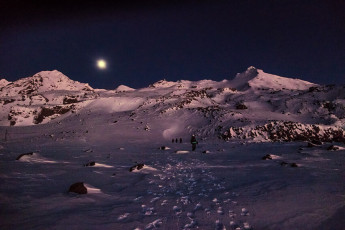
175,138,178,143
172,138,175,143
190,135,198,151
180,138,182,143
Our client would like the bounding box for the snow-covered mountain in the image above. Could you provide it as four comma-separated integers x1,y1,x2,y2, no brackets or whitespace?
1,67,345,230
0,70,98,126
0,67,344,142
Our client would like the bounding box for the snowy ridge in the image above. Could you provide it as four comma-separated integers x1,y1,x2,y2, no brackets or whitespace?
0,67,344,142
231,66,317,91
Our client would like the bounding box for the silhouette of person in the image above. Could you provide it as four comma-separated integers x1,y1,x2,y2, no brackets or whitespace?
190,135,198,151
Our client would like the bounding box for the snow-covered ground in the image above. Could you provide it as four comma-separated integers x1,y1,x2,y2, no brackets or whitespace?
0,67,345,229
1,132,345,230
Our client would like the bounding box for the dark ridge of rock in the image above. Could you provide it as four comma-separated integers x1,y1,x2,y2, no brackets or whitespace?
16,152,34,160
3,99,15,105
68,182,87,194
221,121,345,143
63,96,79,104
84,161,95,167
311,140,322,145
129,163,145,172
262,154,272,160
34,106,72,124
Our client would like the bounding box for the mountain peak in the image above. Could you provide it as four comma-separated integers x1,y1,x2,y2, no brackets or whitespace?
149,79,177,88
0,79,11,88
230,67,317,91
0,70,93,98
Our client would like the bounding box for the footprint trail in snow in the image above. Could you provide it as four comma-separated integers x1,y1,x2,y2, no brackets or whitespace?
132,154,253,230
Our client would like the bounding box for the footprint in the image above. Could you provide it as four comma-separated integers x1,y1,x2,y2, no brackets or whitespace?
150,197,160,203
142,205,155,216
243,222,252,230
117,213,130,221
204,208,211,215
229,210,236,218
215,220,226,230
134,196,143,202
180,196,190,205
186,212,195,219
193,202,203,211
173,206,182,215
145,219,162,230
161,200,168,206
230,221,240,229
183,220,198,229
217,207,224,215
241,208,250,216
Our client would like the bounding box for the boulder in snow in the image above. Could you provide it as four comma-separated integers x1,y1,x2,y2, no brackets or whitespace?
129,163,145,172
69,182,87,194
84,161,95,167
290,163,298,168
16,152,34,160
327,145,340,151
262,154,273,160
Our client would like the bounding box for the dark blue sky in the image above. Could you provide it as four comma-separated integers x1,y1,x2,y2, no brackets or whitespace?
1,0,344,89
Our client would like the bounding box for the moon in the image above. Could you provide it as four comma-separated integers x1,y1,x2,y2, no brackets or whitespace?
97,59,107,69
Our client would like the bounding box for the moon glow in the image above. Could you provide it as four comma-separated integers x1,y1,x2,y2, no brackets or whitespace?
97,59,107,69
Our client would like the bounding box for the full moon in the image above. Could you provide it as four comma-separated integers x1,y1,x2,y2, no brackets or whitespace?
97,59,107,69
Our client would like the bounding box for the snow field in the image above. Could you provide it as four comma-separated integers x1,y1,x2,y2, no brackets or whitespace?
1,137,345,229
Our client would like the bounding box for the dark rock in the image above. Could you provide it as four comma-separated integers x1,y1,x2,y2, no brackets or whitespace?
280,161,289,166
327,145,339,151
16,152,34,160
3,99,15,105
159,146,166,150
34,106,71,124
262,154,273,160
84,161,95,167
69,182,87,194
129,163,145,172
236,103,248,110
63,96,79,104
311,140,322,145
290,163,298,167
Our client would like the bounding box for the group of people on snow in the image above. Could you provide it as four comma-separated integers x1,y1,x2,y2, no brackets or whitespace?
171,135,198,151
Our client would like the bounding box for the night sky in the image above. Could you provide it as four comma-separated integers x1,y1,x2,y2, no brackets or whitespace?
1,0,345,89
